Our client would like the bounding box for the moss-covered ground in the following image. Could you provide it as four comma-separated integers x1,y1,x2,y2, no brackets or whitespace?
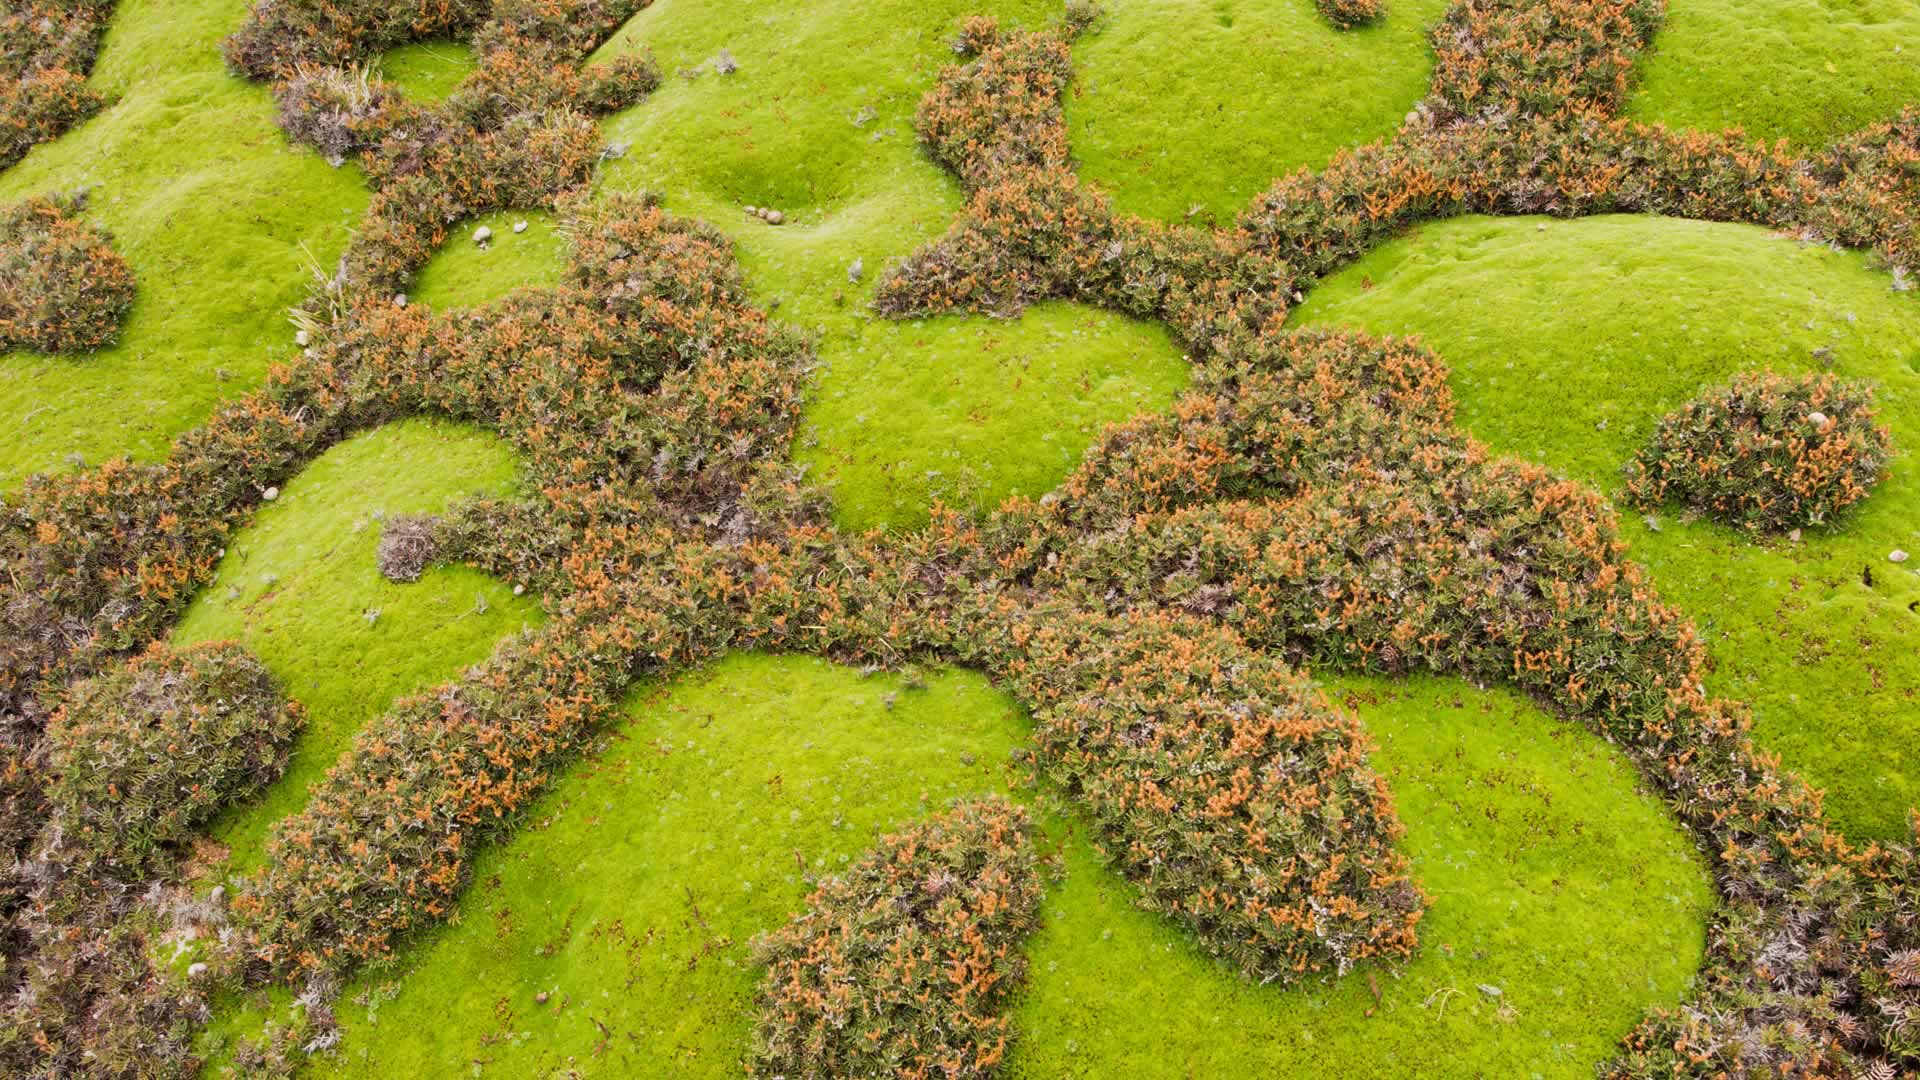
0,0,364,489
6,0,1917,1073
200,657,1707,1078
1294,214,1920,841
1627,0,1920,147
1064,0,1455,223
409,209,568,310
376,41,479,103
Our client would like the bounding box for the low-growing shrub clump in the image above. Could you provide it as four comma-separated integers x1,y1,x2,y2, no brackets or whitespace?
374,512,438,582
6,0,1920,1074
235,0,660,298
1316,0,1385,29
0,642,292,1077
0,895,210,1078
748,798,1042,1079
0,1,117,168
222,0,488,75
42,641,302,879
0,192,135,354
1426,0,1664,123
919,14,1075,187
872,12,1920,1074
1008,609,1422,979
1864,815,1920,1061
1624,371,1894,532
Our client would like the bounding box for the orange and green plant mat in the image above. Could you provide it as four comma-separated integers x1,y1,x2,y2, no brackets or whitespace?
1294,213,1920,842
4,0,1915,1075
0,0,364,489
200,656,1708,1078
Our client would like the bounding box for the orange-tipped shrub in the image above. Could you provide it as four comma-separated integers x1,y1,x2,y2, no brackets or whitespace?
43,641,302,879
223,0,489,78
748,798,1042,1079
0,193,135,354
1005,608,1423,980
1317,0,1385,28
916,16,1075,189
0,1,116,168
1427,0,1664,122
1625,371,1894,532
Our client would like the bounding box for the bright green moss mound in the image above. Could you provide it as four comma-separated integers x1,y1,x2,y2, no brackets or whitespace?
408,209,567,310
590,2,1190,532
1627,0,1920,148
377,41,478,103
1294,214,1920,841
1065,0,1454,223
0,2,1870,1069
0,0,367,489
1010,674,1711,1077
173,420,542,876
799,302,1190,531
201,660,1706,1077
203,655,1031,1075
593,0,1054,226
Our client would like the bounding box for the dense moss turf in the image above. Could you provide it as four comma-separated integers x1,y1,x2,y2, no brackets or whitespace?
409,209,568,310
797,302,1188,530
5,0,1917,1073
375,42,479,104
200,658,1706,1078
1064,0,1455,223
1295,214,1920,841
172,421,541,877
1628,0,1920,148
0,0,364,489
